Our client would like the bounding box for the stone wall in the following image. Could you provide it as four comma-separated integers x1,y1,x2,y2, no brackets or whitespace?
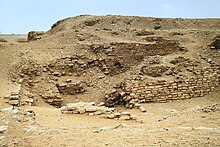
41,94,63,107
123,66,219,103
4,91,20,107
105,66,220,107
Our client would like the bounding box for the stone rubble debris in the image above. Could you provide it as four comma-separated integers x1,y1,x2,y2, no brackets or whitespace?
56,81,85,95
60,102,140,121
60,102,115,115
201,103,220,113
93,123,129,133
106,111,138,121
27,31,45,41
93,126,112,133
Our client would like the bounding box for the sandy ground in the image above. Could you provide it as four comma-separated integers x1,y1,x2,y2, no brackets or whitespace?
0,87,219,146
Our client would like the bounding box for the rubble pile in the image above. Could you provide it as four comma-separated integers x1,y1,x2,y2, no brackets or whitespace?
104,90,137,108
56,81,85,95
24,94,34,106
210,35,220,50
89,40,182,76
201,103,220,113
46,55,109,76
27,31,45,41
170,56,190,65
106,111,138,121
60,102,140,121
13,62,42,87
60,102,115,115
141,65,169,77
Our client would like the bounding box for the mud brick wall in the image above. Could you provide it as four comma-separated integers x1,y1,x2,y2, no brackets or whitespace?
123,66,220,103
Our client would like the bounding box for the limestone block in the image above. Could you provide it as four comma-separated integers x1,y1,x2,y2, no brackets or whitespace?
85,107,97,112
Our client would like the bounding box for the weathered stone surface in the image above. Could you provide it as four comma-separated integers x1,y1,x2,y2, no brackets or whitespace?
9,100,19,105
85,107,97,112
41,94,63,107
56,81,85,95
25,98,34,103
94,111,102,115
99,102,105,106
93,126,112,133
60,102,138,121
119,116,131,120
211,36,220,50
10,95,19,100
0,126,7,133
121,111,130,116
4,91,21,107
107,114,115,119
139,106,147,112
61,102,115,115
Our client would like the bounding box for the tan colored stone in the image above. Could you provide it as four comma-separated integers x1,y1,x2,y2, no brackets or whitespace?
85,107,97,112
9,100,19,105
139,106,146,112
94,111,102,115
107,114,115,119
119,116,131,120
121,112,130,116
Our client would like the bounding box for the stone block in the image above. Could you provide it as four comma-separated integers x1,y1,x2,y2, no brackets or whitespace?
60,106,67,111
85,107,97,112
9,100,19,105
121,111,130,116
88,113,94,116
107,114,115,119
119,116,131,120
67,106,76,111
78,109,86,114
114,112,121,118
10,95,19,100
94,111,102,115
10,92,19,96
